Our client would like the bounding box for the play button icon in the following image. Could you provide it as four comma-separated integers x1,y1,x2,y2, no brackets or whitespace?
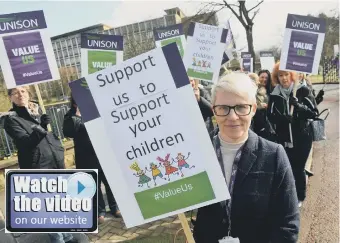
78,181,85,194
67,172,96,199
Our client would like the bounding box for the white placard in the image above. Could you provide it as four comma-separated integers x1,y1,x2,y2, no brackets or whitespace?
183,22,228,84
69,43,230,228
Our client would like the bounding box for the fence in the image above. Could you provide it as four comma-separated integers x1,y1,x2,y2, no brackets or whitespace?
322,55,339,83
0,103,70,159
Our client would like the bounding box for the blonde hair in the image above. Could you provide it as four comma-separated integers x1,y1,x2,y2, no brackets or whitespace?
271,62,297,87
211,72,258,105
248,73,260,86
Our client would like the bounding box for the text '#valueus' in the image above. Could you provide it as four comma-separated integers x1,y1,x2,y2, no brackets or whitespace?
0,19,39,32
96,55,156,87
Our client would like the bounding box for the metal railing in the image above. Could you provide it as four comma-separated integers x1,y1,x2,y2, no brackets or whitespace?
0,103,71,159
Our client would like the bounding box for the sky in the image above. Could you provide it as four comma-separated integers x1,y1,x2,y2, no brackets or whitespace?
0,0,338,51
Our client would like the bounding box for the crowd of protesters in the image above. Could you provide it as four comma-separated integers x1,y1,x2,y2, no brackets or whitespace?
0,59,326,243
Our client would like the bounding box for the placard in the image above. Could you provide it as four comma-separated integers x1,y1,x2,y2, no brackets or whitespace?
183,22,228,84
260,51,275,71
279,14,326,74
69,43,230,228
80,33,123,77
241,52,253,72
0,10,60,88
153,24,186,58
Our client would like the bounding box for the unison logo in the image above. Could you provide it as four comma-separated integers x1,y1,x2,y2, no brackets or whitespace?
87,40,118,49
0,18,39,31
291,20,320,31
158,29,180,39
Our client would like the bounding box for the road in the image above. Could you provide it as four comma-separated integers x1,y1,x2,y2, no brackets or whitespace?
299,84,339,243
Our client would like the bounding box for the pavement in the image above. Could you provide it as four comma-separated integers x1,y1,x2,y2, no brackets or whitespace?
298,84,339,243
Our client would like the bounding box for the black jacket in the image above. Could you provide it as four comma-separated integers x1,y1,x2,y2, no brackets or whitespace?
193,130,299,243
3,105,64,169
267,85,318,145
63,108,102,171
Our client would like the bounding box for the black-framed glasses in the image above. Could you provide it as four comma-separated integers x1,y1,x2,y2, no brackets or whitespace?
213,104,252,116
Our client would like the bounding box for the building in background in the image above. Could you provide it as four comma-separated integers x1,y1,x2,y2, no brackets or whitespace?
37,7,218,101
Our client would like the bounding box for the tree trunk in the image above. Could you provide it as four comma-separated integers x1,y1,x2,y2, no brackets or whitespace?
245,25,256,72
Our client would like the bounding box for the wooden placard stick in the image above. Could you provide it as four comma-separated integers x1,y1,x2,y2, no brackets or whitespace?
178,213,195,243
34,84,52,132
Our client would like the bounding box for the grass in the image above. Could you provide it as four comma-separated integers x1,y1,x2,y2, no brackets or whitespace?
123,233,187,243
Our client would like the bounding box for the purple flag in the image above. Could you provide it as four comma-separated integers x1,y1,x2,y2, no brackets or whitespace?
3,31,52,86
286,30,318,73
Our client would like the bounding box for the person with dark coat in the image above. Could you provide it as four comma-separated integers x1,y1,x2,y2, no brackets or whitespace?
63,97,121,224
3,87,76,243
3,87,64,169
268,63,319,207
193,73,299,243
249,71,277,142
190,78,215,133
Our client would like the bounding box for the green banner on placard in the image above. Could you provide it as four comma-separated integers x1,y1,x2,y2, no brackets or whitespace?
134,171,215,219
187,68,214,81
88,50,117,74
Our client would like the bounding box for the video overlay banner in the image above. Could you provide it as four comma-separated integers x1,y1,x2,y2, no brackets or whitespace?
5,169,98,233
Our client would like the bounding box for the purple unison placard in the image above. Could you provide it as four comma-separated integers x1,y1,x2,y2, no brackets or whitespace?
242,58,251,72
6,170,97,232
286,30,318,73
69,77,100,123
3,31,52,86
0,10,47,34
81,33,123,51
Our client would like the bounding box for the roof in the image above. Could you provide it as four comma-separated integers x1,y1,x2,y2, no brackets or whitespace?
51,23,112,40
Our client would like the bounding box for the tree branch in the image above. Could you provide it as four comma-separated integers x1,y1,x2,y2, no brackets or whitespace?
223,0,246,27
247,0,264,13
251,9,260,21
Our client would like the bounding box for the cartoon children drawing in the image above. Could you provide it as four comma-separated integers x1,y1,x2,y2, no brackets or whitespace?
130,161,151,188
172,152,194,177
157,154,179,181
145,162,164,186
197,60,202,67
192,57,197,66
207,62,211,68
202,61,207,68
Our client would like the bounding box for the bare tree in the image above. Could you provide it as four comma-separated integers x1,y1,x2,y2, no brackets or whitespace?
196,0,264,68
123,34,156,60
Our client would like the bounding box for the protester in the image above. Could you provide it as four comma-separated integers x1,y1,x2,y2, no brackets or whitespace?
298,73,325,105
248,73,276,142
193,72,299,243
258,69,273,94
298,73,314,91
3,87,64,169
3,87,76,243
268,62,319,207
63,97,122,223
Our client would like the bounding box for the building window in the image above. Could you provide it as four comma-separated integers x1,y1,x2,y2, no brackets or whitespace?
152,19,158,28
158,18,165,27
140,22,146,31
127,25,133,33
122,27,127,35
146,21,152,30
133,23,139,32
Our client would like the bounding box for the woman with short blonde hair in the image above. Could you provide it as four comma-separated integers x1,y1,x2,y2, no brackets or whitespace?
193,72,299,243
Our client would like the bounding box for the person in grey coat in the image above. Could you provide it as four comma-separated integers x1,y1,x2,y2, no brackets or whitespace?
193,73,299,243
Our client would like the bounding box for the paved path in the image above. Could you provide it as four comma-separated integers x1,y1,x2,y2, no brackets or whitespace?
299,84,339,243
